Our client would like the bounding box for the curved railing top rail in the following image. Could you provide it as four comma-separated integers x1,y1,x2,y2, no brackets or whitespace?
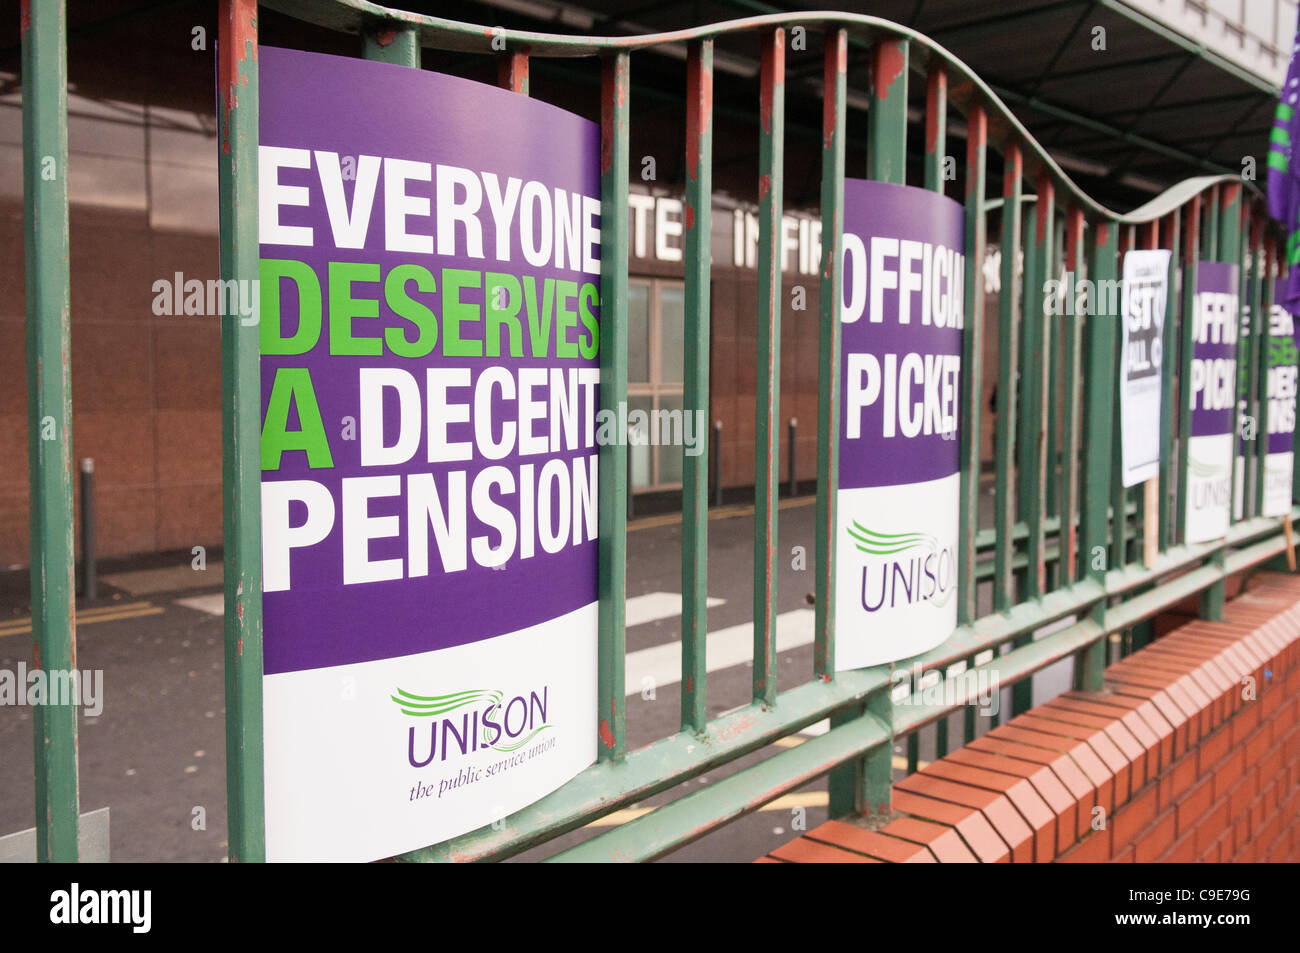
262,1,1268,229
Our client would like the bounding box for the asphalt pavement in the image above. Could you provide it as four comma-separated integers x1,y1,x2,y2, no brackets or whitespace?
0,483,1061,862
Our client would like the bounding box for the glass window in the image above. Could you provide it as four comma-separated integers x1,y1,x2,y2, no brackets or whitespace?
626,278,690,492
659,285,685,383
628,395,653,489
628,282,651,383
655,394,686,485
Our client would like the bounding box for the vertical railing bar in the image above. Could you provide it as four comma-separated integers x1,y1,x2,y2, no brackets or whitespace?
863,35,908,818
1137,220,1157,564
911,59,945,773
1206,184,1220,260
1116,228,1132,565
218,0,265,862
923,66,947,193
598,52,631,760
1026,176,1052,600
830,35,908,819
1045,210,1065,551
1016,196,1035,537
1110,218,1129,571
1204,183,1241,619
1013,174,1051,717
1062,207,1085,585
753,27,784,708
1234,199,1253,519
958,104,987,625
994,144,1022,613
1078,218,1118,692
952,99,986,762
963,662,977,742
24,0,78,862
362,21,420,66
814,29,846,682
1158,211,1180,551
680,39,713,734
1175,198,1200,544
498,49,530,94
1251,213,1268,517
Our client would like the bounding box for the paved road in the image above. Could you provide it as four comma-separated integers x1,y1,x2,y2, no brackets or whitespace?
0,486,1070,862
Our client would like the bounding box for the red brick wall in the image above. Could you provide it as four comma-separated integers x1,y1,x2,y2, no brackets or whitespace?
760,571,1300,863
0,204,223,568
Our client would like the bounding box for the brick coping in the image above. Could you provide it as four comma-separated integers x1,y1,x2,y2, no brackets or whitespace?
757,572,1300,863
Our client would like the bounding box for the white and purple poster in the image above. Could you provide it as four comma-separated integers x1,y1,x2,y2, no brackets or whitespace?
1262,283,1298,516
837,180,963,670
258,48,600,861
1233,286,1251,521
1120,249,1171,487
1185,261,1238,543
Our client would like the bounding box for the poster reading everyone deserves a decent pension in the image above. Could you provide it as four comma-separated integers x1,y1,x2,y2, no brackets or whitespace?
257,46,601,862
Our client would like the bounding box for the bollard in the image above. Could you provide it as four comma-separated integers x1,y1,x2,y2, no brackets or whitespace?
80,458,96,600
787,417,797,497
711,420,723,507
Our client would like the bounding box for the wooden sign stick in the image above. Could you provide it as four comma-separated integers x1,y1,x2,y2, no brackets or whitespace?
1284,513,1297,572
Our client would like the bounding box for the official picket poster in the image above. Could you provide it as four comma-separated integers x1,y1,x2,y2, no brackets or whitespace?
258,47,600,861
1119,249,1171,487
1184,262,1238,543
837,180,964,670
1262,281,1298,516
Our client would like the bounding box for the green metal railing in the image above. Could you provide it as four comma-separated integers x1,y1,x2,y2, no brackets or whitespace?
21,0,1293,862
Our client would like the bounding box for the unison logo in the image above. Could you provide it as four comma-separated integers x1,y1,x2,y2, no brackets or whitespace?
849,522,955,611
396,687,551,767
1188,455,1230,508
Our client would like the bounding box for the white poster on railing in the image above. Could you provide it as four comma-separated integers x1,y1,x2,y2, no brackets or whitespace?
836,179,964,670
1185,261,1238,543
1120,249,1171,487
1262,286,1298,516
258,47,601,862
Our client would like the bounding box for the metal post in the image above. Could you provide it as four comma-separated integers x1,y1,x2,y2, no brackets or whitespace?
598,51,631,762
362,23,419,66
995,144,1023,612
1204,184,1242,620
813,29,846,682
80,458,95,601
681,39,713,734
712,420,723,507
24,0,79,863
787,418,797,497
218,0,265,862
753,27,784,709
1078,218,1119,692
959,105,988,622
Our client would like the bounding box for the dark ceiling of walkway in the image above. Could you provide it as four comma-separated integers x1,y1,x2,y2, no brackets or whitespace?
0,0,1283,213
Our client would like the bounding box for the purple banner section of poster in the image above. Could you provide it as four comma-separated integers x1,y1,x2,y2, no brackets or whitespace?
1269,278,1299,455
1191,261,1239,438
839,179,964,488
259,47,600,675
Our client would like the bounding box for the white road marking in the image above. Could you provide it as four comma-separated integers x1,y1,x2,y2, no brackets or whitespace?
624,608,815,696
175,593,224,616
625,591,724,628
